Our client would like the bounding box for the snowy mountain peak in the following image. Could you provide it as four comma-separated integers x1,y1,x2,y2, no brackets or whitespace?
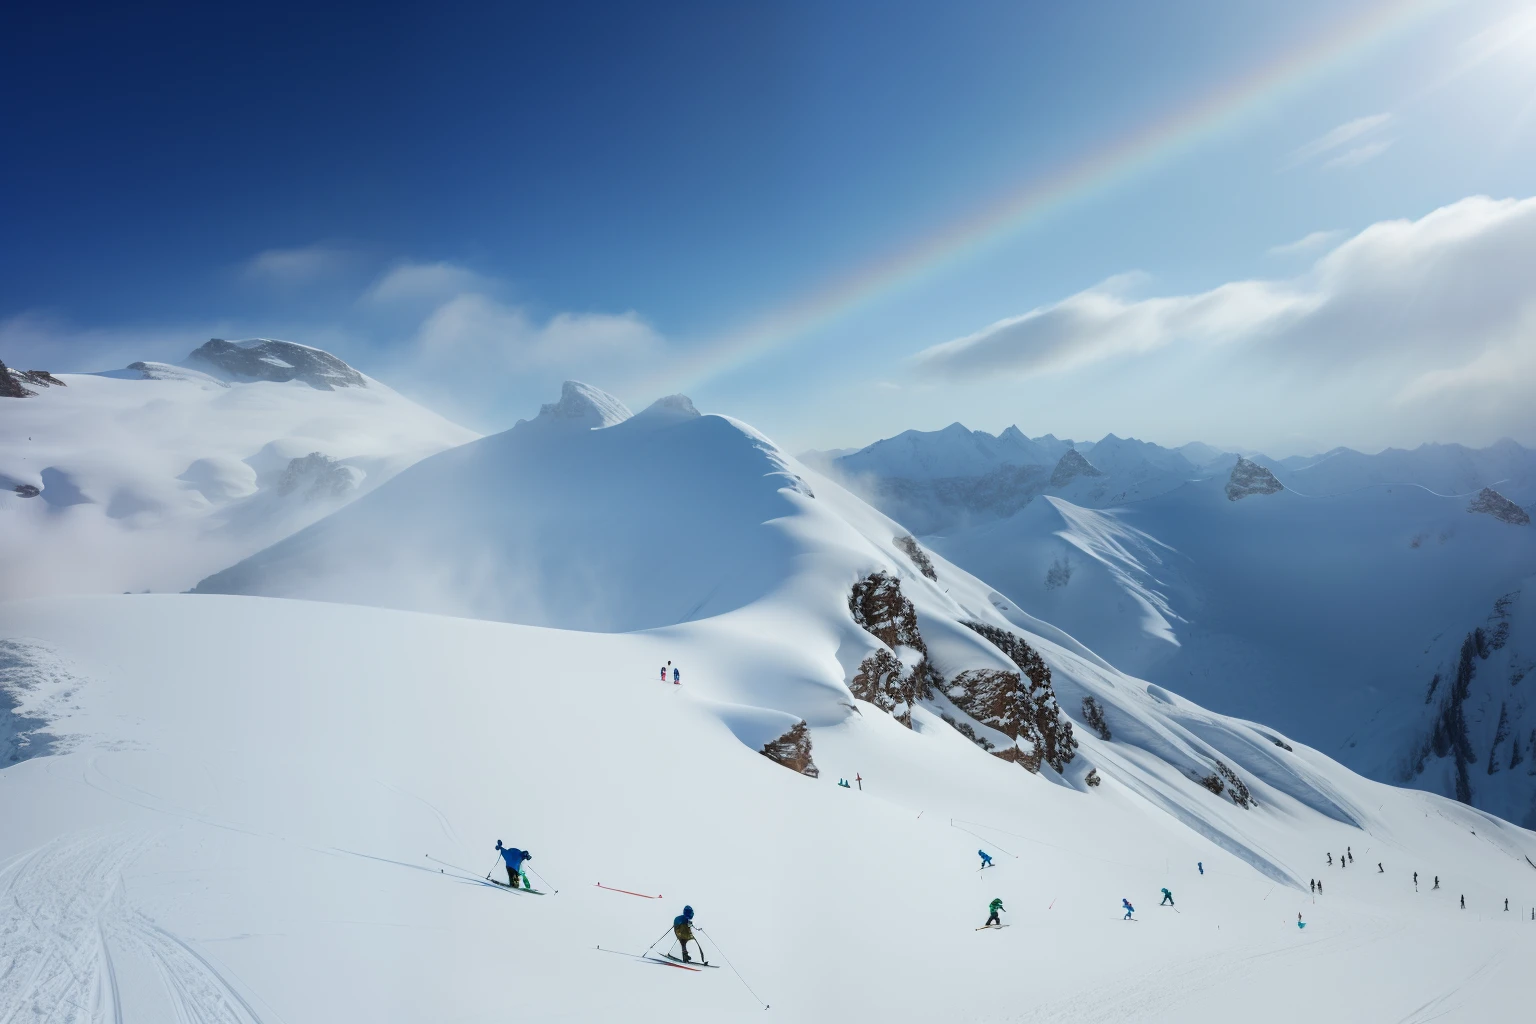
1467,487,1530,526
188,338,367,390
1225,456,1284,501
1049,447,1103,487
637,393,700,421
527,380,633,430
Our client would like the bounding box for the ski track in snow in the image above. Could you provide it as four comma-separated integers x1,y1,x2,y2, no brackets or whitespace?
0,833,262,1024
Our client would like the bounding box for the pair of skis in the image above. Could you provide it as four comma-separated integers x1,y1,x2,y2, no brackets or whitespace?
975,923,1010,931
597,946,718,971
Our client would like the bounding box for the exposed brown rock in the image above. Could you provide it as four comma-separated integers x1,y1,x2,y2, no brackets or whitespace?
760,721,819,777
849,571,927,653
849,648,916,726
961,621,1077,773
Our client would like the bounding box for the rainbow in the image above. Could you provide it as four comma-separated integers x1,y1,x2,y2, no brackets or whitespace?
665,0,1445,391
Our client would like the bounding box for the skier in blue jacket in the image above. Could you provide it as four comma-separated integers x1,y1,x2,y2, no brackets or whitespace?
1122,898,1135,920
673,666,681,684
978,850,993,869
672,905,704,963
495,840,531,889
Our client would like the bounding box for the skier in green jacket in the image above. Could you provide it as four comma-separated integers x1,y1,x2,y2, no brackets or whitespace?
984,898,1005,927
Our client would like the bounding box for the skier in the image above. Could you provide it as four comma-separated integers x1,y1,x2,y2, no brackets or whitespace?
1160,888,1175,907
1327,853,1333,866
672,905,704,963
1414,871,1418,889
1505,898,1510,912
979,850,994,869
1310,879,1315,894
1122,898,1135,920
1347,847,1353,864
494,840,531,889
984,897,1005,927
660,663,667,682
1197,862,1204,875
1377,863,1383,874
1297,912,1305,929
1317,879,1323,895
1460,895,1465,910
673,665,681,684
1433,876,1440,890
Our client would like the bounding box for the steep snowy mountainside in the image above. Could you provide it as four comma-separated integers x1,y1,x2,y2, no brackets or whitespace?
189,377,1474,865
928,470,1536,822
0,340,476,601
1403,580,1536,824
2,593,1534,1022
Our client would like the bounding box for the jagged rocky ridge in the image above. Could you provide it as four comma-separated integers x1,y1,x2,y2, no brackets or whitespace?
1467,488,1529,526
846,571,1077,774
189,339,367,390
1,359,65,399
1050,448,1102,487
1225,457,1283,501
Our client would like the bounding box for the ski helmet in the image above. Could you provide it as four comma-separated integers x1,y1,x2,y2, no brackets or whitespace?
496,840,503,849
524,852,532,860
683,905,694,919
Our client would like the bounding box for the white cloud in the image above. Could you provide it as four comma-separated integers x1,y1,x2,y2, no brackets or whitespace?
914,195,1536,426
409,293,662,370
1267,229,1344,257
1322,139,1393,170
242,244,356,285
1285,113,1391,168
362,261,492,306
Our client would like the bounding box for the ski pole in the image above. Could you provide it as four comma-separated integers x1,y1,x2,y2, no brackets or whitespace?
485,855,502,880
697,926,769,1010
643,926,674,955
529,865,560,893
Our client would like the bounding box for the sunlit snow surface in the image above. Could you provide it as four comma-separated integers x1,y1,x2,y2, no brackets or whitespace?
1,595,1534,1022
5,379,1536,1020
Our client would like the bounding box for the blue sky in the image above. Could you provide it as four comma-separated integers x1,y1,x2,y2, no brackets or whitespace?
4,0,1535,454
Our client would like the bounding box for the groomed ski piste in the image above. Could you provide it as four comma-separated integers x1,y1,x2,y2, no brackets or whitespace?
3,382,1535,1022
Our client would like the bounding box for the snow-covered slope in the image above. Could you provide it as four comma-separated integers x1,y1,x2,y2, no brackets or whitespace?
0,339,476,601
3,588,1534,1022
928,472,1536,821
7,380,1536,1019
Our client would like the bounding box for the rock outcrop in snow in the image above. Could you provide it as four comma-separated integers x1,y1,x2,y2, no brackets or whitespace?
1,359,65,398
1224,456,1283,501
759,721,819,777
893,534,937,580
959,620,1077,774
189,338,368,390
1467,487,1529,526
848,572,934,727
1049,448,1103,488
277,453,362,502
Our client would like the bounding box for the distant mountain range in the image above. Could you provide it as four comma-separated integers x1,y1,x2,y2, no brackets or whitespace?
806,422,1536,823
803,424,1536,535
